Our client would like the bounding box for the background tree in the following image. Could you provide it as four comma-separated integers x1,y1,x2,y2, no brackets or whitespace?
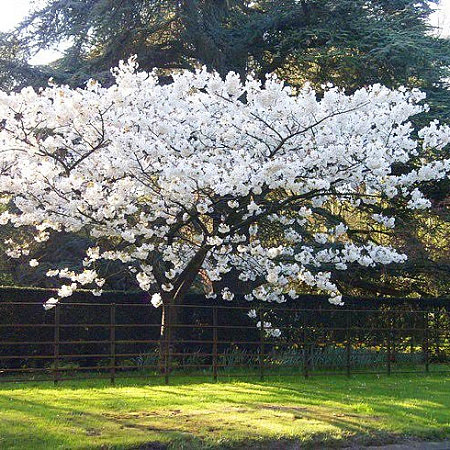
13,0,256,86
0,32,51,91
12,1,450,92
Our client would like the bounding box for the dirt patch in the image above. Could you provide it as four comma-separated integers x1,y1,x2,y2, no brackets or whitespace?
84,427,102,436
129,444,167,450
120,423,182,433
102,411,160,419
261,404,309,412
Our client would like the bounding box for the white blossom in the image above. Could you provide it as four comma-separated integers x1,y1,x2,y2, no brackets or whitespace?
221,288,234,301
372,214,395,229
57,283,77,298
151,293,163,308
136,272,152,291
44,297,59,311
256,321,282,338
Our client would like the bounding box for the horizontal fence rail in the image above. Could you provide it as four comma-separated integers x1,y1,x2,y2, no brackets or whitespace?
0,301,449,384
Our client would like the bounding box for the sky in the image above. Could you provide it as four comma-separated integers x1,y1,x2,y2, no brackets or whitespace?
431,0,450,35
0,0,62,65
1,0,450,65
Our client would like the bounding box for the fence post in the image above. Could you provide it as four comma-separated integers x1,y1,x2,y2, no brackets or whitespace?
212,306,218,382
392,309,396,364
164,304,171,385
435,311,441,360
259,309,265,381
303,312,309,379
424,310,429,374
387,310,391,376
53,304,60,385
110,303,116,385
346,310,351,378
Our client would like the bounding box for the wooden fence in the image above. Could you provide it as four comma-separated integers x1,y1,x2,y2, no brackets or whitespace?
0,301,449,384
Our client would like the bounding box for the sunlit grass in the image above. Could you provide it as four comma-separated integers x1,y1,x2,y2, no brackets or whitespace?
0,373,449,449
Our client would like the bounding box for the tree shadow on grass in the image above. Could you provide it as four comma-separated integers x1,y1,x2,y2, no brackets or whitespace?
0,373,449,449
0,395,203,449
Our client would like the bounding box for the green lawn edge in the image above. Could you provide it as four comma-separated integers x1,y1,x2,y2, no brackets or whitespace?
1,373,449,449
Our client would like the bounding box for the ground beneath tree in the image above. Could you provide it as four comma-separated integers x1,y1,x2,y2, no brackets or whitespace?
135,440,450,449
1,373,449,449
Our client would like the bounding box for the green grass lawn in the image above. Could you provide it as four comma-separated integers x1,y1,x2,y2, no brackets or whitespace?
0,373,449,449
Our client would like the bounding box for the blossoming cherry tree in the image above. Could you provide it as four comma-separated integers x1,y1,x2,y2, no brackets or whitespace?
0,58,449,337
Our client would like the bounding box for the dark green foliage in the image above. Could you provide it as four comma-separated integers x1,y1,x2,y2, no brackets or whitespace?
12,0,257,86
1,231,138,290
254,1,450,90
9,1,450,93
0,32,51,91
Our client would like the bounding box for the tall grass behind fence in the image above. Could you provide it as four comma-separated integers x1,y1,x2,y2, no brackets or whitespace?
1,298,450,383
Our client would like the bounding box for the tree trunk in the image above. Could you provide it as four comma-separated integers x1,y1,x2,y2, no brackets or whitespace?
159,294,182,375
158,246,209,375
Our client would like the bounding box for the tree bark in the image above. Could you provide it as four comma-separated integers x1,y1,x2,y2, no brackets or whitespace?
158,246,209,373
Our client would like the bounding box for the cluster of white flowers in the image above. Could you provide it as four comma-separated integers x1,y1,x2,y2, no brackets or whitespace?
248,310,282,338
372,214,395,229
0,57,448,309
221,288,235,301
256,321,282,338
